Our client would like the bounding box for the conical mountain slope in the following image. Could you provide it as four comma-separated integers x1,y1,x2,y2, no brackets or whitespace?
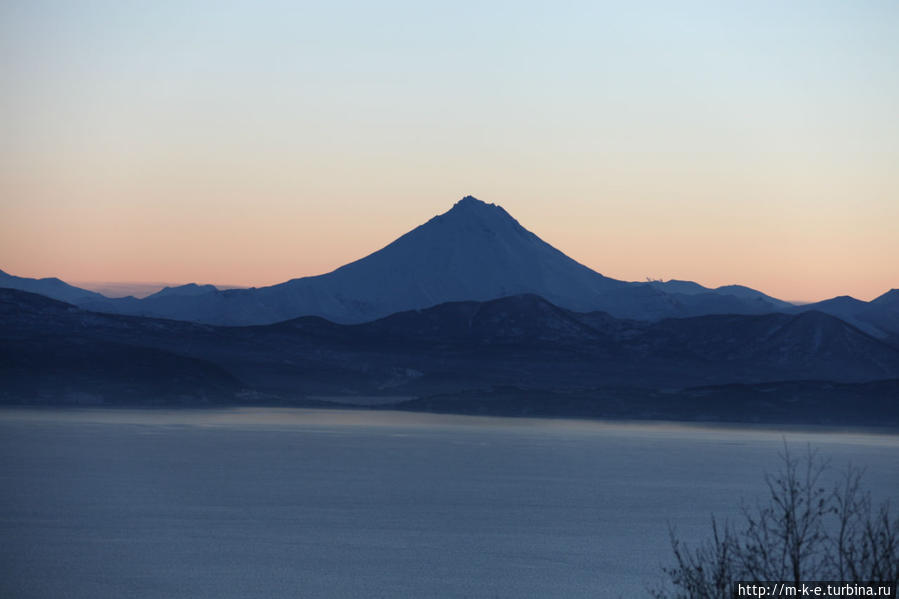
256,196,629,321
66,195,791,325
92,196,631,325
303,197,619,299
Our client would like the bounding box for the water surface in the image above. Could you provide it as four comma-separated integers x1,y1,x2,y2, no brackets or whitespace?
1,408,896,598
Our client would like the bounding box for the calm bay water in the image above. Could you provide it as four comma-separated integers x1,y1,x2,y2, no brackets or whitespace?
0,408,896,598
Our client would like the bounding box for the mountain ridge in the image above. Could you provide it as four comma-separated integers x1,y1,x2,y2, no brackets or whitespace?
1,197,797,325
2,287,897,425
2,196,895,334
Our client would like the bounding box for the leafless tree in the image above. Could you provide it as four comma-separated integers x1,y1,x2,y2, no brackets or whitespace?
652,444,898,598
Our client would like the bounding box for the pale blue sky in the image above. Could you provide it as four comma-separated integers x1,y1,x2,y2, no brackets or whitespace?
2,1,897,300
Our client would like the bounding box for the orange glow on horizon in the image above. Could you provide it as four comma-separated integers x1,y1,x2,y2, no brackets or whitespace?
2,189,896,303
2,2,897,304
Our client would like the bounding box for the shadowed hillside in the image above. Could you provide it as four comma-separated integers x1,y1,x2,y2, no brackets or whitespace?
2,288,898,425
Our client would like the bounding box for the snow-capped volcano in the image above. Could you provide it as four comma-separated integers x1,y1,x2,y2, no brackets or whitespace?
7,196,799,325
277,195,626,314
134,195,638,325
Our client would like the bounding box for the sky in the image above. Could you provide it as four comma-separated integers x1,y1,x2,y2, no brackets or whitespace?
1,1,897,302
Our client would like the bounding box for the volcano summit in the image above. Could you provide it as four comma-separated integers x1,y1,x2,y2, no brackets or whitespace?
56,196,790,325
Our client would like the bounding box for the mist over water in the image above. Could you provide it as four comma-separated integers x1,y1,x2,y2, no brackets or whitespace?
1,408,896,598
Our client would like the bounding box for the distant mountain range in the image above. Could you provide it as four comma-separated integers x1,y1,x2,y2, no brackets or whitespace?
0,269,107,304
788,291,899,342
2,195,897,424
0,197,804,323
3,197,896,339
2,288,897,425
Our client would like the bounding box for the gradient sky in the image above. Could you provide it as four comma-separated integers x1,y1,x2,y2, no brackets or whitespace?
1,1,897,302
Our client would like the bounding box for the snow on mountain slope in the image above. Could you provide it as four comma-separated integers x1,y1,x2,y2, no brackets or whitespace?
78,196,635,324
257,196,630,319
786,294,899,339
74,197,779,325
136,197,796,324
2,197,817,326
